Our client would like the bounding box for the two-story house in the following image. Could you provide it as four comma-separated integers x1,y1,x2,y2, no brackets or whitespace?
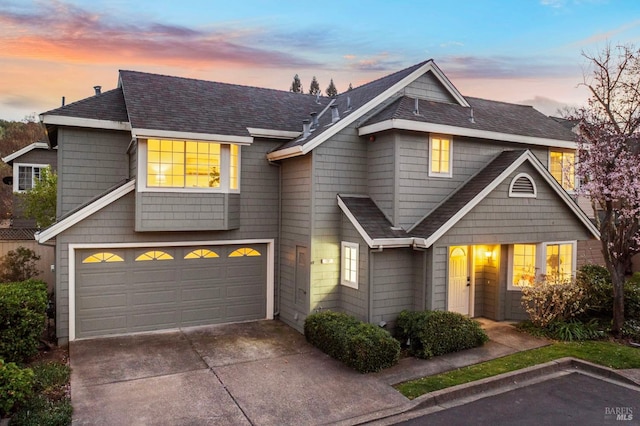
37,60,599,343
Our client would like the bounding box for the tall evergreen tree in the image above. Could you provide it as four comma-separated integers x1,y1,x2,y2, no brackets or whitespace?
308,76,321,96
326,79,338,97
347,83,353,91
289,74,303,93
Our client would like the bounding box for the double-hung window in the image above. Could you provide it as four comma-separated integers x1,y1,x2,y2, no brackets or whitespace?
549,150,575,191
429,134,452,177
144,139,240,191
14,164,45,192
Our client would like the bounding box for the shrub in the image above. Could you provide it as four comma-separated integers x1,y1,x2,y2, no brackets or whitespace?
0,280,48,363
0,359,34,417
576,264,612,316
520,279,586,327
548,319,604,341
0,247,41,283
304,311,400,373
622,319,640,342
624,276,640,320
11,395,72,426
396,310,488,359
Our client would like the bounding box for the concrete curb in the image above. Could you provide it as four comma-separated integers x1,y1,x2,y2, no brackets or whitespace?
349,357,640,425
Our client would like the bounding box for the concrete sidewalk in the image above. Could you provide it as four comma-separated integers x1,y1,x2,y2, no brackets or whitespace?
69,319,634,425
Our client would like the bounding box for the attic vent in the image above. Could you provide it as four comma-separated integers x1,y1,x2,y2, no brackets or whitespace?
509,173,537,198
330,104,340,123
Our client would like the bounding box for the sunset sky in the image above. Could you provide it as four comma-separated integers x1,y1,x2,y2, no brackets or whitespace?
1,0,640,121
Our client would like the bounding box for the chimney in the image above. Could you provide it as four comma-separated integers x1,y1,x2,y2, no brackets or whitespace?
413,98,420,115
93,86,102,95
302,119,311,138
330,104,340,123
310,112,318,128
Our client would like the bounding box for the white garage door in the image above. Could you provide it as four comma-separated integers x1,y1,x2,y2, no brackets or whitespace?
75,244,267,339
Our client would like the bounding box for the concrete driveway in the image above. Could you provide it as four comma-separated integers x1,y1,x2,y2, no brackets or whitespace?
70,320,409,425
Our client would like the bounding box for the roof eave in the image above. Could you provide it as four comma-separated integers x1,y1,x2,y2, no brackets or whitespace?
358,119,577,149
132,128,253,145
2,141,50,164
247,128,301,140
40,114,131,132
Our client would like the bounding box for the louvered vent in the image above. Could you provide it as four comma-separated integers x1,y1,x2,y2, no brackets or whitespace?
509,173,537,198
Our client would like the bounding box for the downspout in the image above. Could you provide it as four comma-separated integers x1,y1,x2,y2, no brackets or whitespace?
269,159,282,317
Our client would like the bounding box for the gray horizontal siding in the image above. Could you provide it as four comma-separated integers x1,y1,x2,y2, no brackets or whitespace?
367,132,396,223
57,128,130,216
371,248,416,329
339,216,368,322
135,192,240,231
403,72,457,103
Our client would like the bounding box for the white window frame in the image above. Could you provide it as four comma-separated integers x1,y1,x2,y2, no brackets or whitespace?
429,134,452,178
137,139,241,193
341,241,359,289
508,173,537,198
13,163,47,192
549,149,576,192
508,240,577,290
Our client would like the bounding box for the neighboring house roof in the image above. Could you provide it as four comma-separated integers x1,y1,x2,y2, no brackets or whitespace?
35,179,135,243
339,150,600,249
358,96,577,147
0,227,39,241
2,141,50,164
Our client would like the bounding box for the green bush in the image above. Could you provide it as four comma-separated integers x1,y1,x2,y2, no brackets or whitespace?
0,359,34,417
396,310,489,359
304,311,400,373
622,319,640,342
624,275,640,320
0,280,48,363
576,264,640,320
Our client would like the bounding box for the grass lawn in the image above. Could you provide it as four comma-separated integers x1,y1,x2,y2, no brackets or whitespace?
395,340,640,400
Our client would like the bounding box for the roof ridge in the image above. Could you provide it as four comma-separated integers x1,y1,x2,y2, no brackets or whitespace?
337,59,432,96
119,69,319,99
42,87,124,116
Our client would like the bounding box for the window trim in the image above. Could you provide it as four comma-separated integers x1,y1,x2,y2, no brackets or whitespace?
509,173,537,198
341,241,359,289
549,149,576,193
13,163,48,193
137,138,241,193
542,241,577,283
428,134,452,178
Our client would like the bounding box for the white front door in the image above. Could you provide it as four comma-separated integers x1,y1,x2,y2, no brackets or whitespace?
448,246,470,315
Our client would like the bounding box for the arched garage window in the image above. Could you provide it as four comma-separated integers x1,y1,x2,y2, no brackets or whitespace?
184,249,219,259
229,248,261,257
82,252,124,263
135,250,173,261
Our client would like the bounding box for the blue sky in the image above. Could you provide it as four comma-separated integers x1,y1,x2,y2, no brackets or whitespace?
1,0,639,121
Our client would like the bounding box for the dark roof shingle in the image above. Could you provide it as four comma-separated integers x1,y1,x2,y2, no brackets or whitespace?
42,88,129,123
338,195,410,240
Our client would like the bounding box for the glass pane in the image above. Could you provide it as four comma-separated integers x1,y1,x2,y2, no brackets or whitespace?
513,244,536,286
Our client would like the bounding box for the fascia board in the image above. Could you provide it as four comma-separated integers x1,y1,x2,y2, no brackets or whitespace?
420,152,530,247
132,128,253,145
35,180,136,243
359,119,577,149
40,115,131,131
370,238,415,248
2,141,50,163
268,61,438,161
266,145,304,161
246,128,301,140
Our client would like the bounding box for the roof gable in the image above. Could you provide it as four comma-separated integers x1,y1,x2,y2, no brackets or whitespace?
2,141,50,164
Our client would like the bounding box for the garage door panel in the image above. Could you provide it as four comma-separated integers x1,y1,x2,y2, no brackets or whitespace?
76,244,268,338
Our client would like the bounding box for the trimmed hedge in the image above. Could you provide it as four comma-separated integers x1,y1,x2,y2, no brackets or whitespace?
0,280,48,363
304,311,400,373
396,310,489,359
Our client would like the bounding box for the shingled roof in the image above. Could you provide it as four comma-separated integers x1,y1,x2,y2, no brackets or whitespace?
361,96,576,142
119,70,330,138
43,88,129,123
337,195,411,243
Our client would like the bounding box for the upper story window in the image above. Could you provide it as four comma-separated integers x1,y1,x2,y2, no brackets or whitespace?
143,139,240,191
429,134,452,177
549,150,575,191
14,164,46,192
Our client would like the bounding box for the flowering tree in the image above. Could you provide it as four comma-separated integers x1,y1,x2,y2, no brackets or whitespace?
575,44,640,335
